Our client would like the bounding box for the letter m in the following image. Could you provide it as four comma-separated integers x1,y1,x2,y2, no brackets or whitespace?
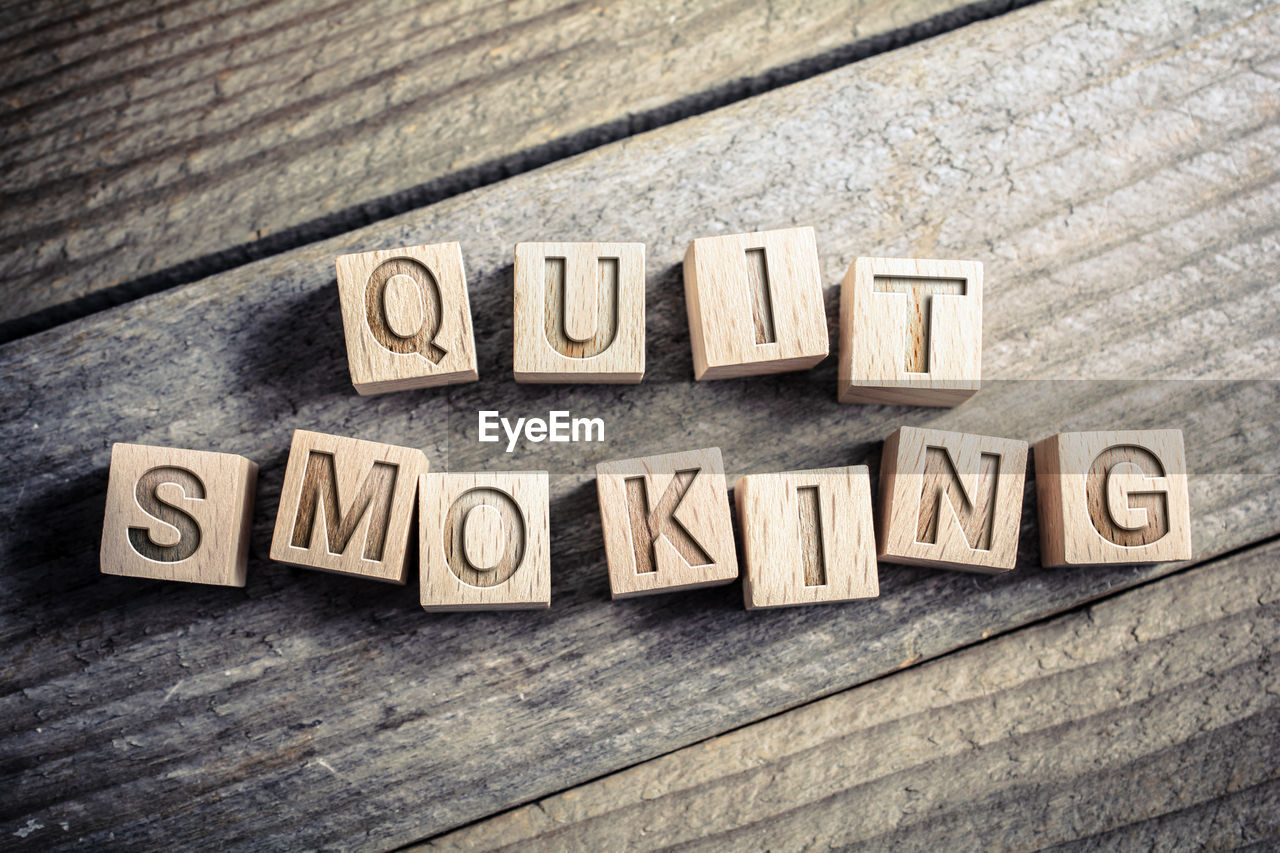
291,451,399,561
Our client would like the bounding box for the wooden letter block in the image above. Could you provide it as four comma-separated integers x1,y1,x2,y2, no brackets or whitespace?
1035,430,1192,567
838,257,982,406
269,430,427,583
877,427,1028,573
100,443,257,587
513,241,645,383
596,448,738,598
683,226,828,380
735,466,878,609
419,471,550,610
336,242,479,394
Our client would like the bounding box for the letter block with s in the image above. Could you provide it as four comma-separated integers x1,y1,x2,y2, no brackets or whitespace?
101,443,258,586
595,448,738,598
270,430,427,582
1034,430,1192,567
418,471,550,610
336,242,479,394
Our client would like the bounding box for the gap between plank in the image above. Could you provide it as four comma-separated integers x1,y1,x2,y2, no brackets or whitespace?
0,0,1044,346
395,531,1280,851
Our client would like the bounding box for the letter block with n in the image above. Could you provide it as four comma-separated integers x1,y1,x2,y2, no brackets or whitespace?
513,241,645,383
595,448,738,598
877,427,1028,573
270,430,427,583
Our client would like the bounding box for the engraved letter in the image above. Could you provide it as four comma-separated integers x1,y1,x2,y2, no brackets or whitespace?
916,446,999,550
873,276,966,373
624,469,712,574
443,488,526,587
128,466,205,562
1087,446,1170,547
365,257,447,363
290,451,398,560
545,255,620,358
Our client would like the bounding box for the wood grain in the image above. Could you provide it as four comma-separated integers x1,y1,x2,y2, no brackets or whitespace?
0,0,1000,332
421,537,1280,851
1,0,1278,847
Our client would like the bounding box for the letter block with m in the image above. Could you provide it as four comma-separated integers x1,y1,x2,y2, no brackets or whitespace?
101,443,258,586
270,430,428,583
596,448,738,598
1035,430,1192,567
877,427,1029,573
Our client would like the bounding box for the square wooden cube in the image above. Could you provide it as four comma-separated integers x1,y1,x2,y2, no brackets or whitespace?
596,448,738,598
838,257,982,406
269,430,427,583
683,226,828,380
419,471,550,610
100,443,257,587
735,466,878,609
513,241,645,383
336,242,479,394
1035,430,1192,567
877,427,1028,573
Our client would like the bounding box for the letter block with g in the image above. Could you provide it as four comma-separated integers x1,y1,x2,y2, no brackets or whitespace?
1035,430,1193,566
100,443,258,586
335,242,479,394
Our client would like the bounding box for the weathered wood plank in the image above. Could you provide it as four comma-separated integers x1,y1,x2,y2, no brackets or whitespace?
1,0,1278,848
421,538,1280,851
0,0,997,332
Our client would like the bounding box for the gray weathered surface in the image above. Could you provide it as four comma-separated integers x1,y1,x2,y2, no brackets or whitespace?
422,538,1280,851
0,0,993,330
1,0,1278,848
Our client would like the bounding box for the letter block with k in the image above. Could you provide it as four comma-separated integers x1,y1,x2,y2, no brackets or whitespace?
595,448,738,598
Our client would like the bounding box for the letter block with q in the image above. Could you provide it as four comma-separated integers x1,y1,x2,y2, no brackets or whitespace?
101,443,258,586
336,242,479,394
419,471,550,610
1034,430,1192,567
877,427,1028,573
270,430,427,583
595,448,738,598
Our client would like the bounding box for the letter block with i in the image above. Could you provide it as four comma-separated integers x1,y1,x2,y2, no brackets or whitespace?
1034,430,1192,567
336,242,479,394
683,227,829,380
877,427,1028,573
735,466,879,609
270,430,428,583
838,257,982,406
101,443,258,586
596,448,738,598
513,241,645,383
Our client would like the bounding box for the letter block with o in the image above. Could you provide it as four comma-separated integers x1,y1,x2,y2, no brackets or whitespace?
269,430,427,583
513,241,645,383
595,448,738,598
683,227,828,380
335,242,479,394
1035,430,1192,567
419,471,550,610
101,443,258,586
839,257,982,406
877,427,1028,573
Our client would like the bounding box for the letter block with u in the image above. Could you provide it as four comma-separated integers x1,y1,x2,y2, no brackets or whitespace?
418,471,550,610
595,448,738,598
1035,430,1192,567
335,242,479,394
877,427,1029,573
101,443,258,586
513,241,645,383
269,430,427,583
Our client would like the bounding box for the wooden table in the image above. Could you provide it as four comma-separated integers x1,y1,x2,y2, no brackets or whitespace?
2,0,1277,848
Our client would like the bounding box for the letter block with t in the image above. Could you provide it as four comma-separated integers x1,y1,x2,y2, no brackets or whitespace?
336,242,479,394
513,241,645,383
877,427,1028,573
596,448,738,598
419,471,550,610
838,257,982,406
270,430,427,583
1035,430,1192,567
100,443,258,586
683,227,828,380
735,466,879,609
